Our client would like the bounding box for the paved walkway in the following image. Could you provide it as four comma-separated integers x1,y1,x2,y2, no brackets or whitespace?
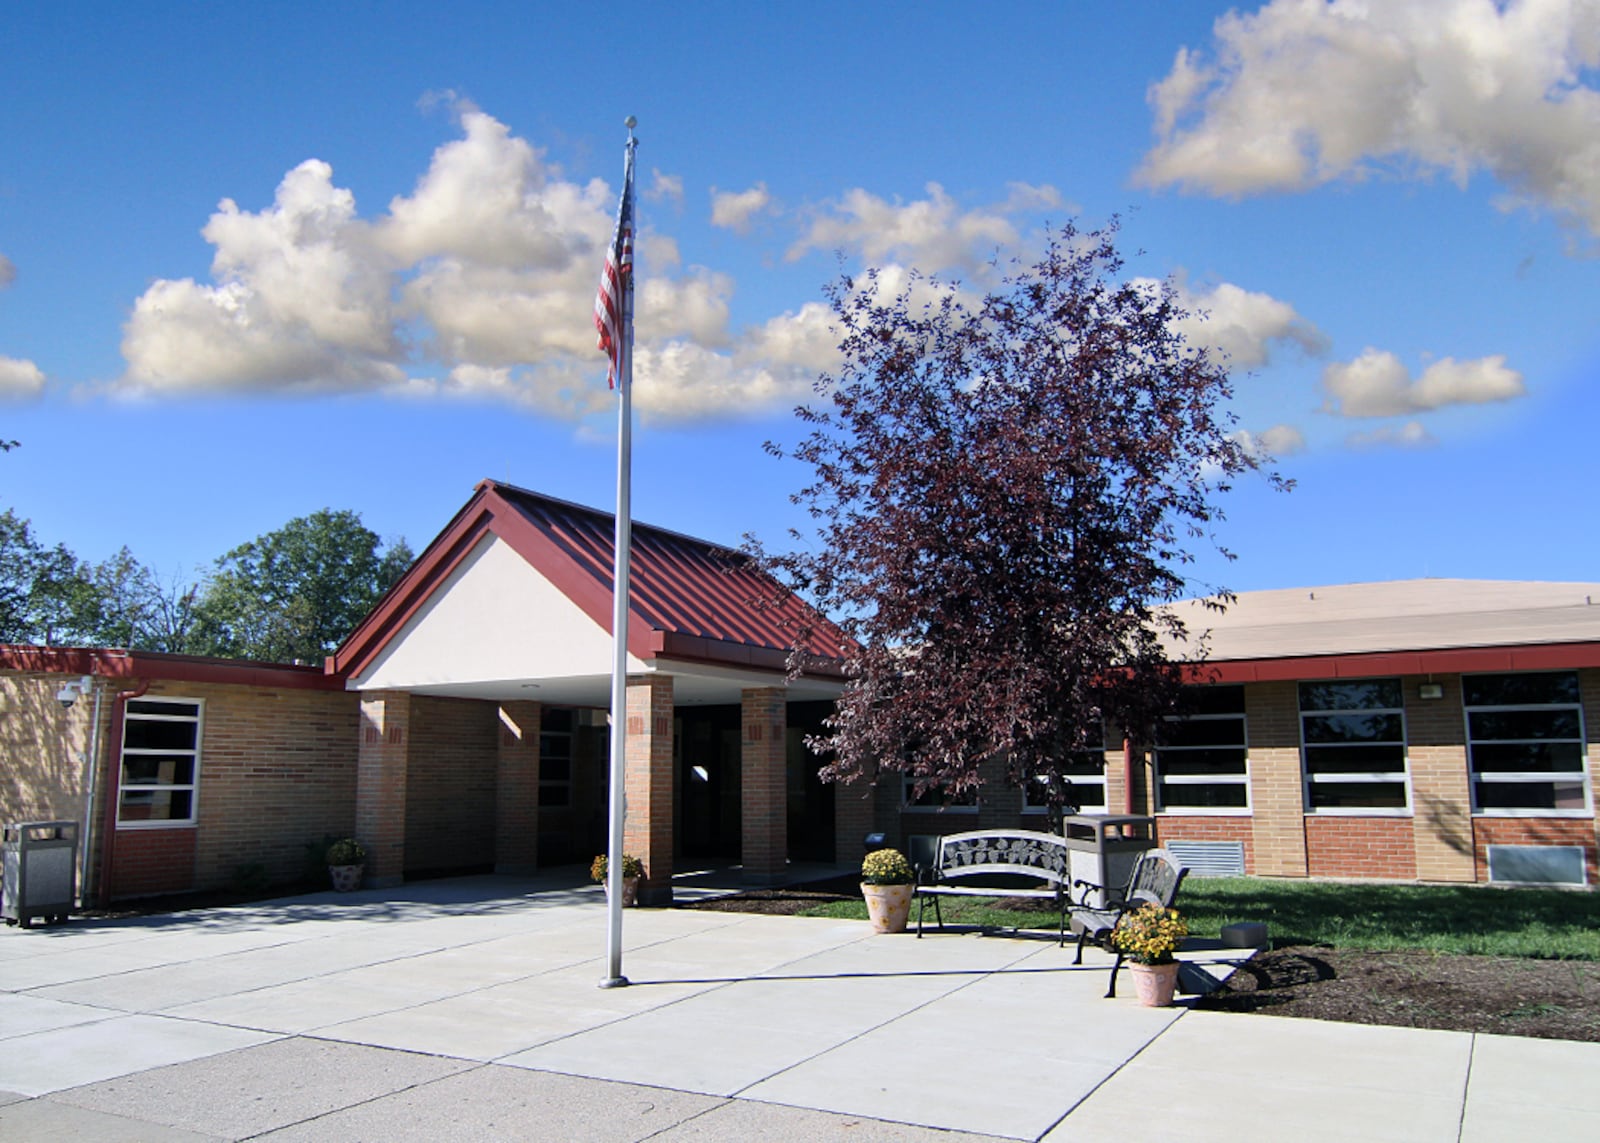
2,873,1597,1141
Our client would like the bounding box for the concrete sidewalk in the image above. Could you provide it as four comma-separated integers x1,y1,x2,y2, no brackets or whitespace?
2,874,1596,1141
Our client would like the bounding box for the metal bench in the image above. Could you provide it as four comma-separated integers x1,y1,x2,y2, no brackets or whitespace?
1068,847,1188,998
914,829,1074,945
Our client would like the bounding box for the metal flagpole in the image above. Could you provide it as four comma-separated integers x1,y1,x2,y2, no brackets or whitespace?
601,117,638,989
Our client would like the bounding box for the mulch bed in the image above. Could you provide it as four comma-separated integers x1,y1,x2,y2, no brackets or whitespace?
681,883,1600,1043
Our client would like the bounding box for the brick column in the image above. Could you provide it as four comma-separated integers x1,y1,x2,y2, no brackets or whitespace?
742,687,788,885
1405,676,1476,881
623,675,675,905
495,700,541,874
357,690,412,888
833,773,876,871
1245,681,1309,877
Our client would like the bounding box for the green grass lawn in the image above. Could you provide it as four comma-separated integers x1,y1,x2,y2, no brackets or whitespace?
802,877,1600,959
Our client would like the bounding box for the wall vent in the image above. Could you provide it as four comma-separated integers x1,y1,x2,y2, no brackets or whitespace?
1164,840,1246,877
1486,845,1587,887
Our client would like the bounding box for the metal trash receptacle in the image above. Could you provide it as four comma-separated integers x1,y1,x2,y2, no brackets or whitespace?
2,820,79,928
1060,814,1155,908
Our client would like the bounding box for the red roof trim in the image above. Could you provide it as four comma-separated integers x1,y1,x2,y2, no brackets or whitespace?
331,480,852,682
1185,641,1600,684
0,646,344,690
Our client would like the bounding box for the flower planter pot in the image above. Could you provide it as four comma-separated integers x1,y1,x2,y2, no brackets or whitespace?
604,875,642,907
1130,961,1180,1007
861,883,913,933
328,864,364,893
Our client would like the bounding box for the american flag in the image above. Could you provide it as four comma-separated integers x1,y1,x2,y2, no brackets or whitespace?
594,153,635,389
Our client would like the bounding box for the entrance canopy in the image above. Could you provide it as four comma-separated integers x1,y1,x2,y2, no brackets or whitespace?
330,480,850,705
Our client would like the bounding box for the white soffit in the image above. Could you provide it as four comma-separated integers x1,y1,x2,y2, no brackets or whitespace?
354,534,642,691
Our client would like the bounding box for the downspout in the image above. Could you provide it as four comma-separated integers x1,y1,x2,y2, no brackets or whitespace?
75,680,105,909
93,680,150,907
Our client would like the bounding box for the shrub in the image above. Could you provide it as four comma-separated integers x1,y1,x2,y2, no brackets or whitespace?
591,853,645,882
325,837,367,866
861,848,913,886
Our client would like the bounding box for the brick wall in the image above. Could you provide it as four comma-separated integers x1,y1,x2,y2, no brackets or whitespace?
495,700,541,873
623,676,675,898
740,687,787,882
405,695,498,874
357,691,411,886
160,680,360,893
1472,817,1599,885
111,826,197,897
1404,675,1475,881
1245,681,1309,877
1304,816,1417,879
1155,815,1255,872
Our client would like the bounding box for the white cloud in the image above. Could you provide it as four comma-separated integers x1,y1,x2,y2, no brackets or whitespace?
121,158,404,392
1321,348,1525,416
1234,423,1308,458
1143,273,1327,368
710,183,774,234
116,103,846,421
0,357,45,399
646,169,683,204
1138,0,1600,237
787,182,1062,273
1346,420,1436,449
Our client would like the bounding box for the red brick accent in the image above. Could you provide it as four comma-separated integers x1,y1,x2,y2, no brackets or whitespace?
357,691,411,886
741,687,787,883
495,700,541,873
1472,818,1599,885
111,828,196,897
405,696,497,874
623,675,675,900
1156,816,1255,872
1304,816,1417,879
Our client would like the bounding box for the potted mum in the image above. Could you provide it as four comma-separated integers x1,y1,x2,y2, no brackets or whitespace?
591,853,645,906
325,837,367,893
1109,903,1189,1006
860,847,915,933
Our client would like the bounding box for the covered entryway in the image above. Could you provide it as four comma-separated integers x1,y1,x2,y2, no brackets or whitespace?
328,481,855,902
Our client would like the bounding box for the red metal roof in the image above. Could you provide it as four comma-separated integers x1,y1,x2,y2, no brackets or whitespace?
0,645,346,690
331,481,851,680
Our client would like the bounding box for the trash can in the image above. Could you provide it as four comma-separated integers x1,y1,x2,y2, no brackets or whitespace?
1060,814,1155,908
2,821,79,929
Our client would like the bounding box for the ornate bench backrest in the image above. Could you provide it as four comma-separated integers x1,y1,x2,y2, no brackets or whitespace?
1122,848,1187,910
935,830,1071,885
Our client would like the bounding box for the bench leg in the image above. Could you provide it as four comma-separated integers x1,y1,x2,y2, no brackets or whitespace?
1106,951,1124,999
916,892,924,939
1073,927,1090,965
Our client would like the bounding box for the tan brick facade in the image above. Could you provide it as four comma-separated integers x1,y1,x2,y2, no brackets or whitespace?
1404,675,1476,881
495,700,541,873
740,687,787,884
405,695,498,874
623,675,675,903
357,690,412,887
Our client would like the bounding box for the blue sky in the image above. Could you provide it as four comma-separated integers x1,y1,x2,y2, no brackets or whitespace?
2,1,1597,597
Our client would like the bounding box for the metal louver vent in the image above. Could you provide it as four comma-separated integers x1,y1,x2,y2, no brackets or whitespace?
1164,840,1245,877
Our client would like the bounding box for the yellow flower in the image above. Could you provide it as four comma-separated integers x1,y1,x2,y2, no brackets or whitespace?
1108,904,1188,965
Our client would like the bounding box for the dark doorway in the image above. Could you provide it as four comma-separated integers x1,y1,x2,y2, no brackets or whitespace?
787,701,837,862
675,705,742,859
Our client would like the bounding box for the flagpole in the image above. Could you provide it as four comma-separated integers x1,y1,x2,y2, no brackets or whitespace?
601,116,638,990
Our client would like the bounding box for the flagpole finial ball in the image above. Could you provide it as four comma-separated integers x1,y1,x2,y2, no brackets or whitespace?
624,116,637,130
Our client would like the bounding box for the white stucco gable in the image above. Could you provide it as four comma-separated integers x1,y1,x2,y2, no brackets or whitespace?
353,534,645,695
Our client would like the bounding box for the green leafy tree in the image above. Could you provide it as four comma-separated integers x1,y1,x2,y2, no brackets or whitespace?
759,220,1286,816
0,509,102,646
190,509,413,664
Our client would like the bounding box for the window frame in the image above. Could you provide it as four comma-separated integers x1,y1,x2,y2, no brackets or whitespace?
117,697,203,829
1154,686,1251,815
1463,671,1591,818
539,707,575,809
1021,722,1109,815
1298,677,1411,815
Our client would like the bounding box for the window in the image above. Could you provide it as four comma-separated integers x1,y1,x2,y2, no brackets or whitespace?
1298,679,1409,811
1465,672,1589,814
1155,685,1248,811
119,698,201,826
901,775,978,813
1023,722,1108,813
540,707,574,807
